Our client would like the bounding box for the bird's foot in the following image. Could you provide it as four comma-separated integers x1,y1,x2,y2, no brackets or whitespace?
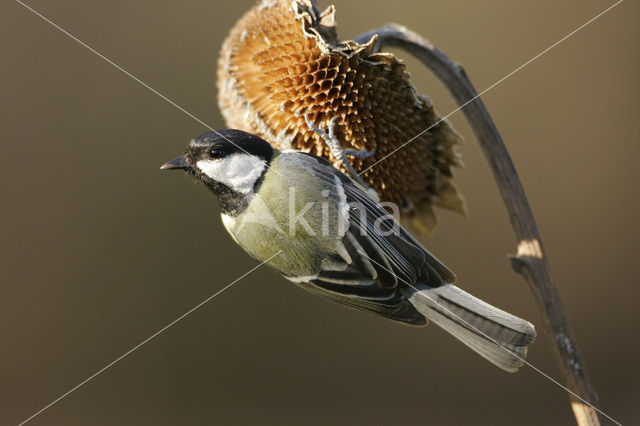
343,147,376,158
304,113,376,195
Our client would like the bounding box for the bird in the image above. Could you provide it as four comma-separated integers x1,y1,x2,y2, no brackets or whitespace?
161,129,536,372
217,0,465,236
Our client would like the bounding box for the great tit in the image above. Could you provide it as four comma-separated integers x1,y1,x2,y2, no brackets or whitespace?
161,129,536,372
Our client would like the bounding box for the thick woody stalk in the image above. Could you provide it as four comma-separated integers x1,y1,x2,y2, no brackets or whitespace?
355,24,602,426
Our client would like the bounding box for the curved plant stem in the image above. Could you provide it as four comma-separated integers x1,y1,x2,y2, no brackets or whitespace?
355,24,602,426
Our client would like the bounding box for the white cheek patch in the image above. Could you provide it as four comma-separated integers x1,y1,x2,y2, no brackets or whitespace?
196,154,267,194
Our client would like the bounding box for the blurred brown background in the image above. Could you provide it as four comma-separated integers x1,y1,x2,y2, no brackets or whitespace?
1,0,638,424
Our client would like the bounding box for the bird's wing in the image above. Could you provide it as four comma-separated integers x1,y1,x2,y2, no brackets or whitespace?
282,152,456,325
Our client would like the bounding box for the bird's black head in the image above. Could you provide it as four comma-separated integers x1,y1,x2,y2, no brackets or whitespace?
161,129,275,215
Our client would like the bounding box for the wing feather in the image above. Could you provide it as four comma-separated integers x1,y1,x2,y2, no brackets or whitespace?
283,152,455,324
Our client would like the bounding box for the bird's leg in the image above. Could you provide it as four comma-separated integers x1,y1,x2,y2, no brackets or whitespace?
304,113,376,194
324,116,377,160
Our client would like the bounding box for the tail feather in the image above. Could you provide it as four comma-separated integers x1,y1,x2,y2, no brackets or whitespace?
405,284,536,372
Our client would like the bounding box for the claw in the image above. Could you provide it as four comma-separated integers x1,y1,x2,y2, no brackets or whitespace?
304,112,323,135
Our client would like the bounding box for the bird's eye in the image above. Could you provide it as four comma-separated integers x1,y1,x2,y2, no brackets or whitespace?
209,148,224,159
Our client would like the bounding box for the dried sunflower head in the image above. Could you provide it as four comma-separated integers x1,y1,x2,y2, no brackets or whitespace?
217,0,465,235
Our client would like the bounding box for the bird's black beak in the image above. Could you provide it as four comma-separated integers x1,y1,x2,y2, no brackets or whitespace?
160,155,190,171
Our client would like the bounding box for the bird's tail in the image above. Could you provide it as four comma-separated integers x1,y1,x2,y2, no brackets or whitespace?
405,284,536,372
